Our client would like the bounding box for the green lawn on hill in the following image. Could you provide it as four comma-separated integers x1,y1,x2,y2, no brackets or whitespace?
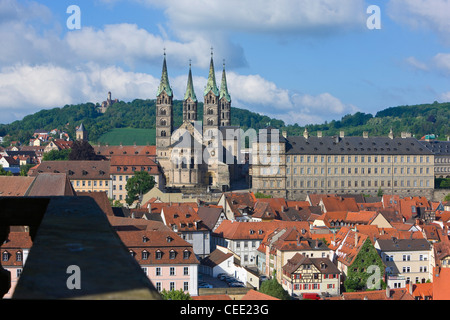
96,128,155,146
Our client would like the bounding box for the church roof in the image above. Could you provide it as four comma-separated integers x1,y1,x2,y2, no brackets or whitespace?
157,54,173,97
219,62,231,102
184,63,197,102
204,53,219,97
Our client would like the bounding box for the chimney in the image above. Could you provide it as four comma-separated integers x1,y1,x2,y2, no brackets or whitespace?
386,286,390,299
401,132,407,139
409,283,413,296
389,128,394,139
355,231,358,247
317,131,322,138
363,132,369,139
148,203,152,213
303,128,309,139
447,136,450,142
340,131,345,138
282,131,287,138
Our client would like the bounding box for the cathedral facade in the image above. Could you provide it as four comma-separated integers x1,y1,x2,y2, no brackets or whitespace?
155,53,242,192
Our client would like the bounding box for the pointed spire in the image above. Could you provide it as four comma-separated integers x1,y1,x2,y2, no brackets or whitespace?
157,51,173,97
204,48,219,97
219,60,231,102
184,60,197,102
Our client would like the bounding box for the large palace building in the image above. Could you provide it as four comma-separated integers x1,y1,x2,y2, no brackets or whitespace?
155,53,242,192
251,128,436,200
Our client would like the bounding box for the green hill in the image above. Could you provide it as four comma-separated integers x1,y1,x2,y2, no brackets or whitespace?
0,99,449,146
96,128,156,146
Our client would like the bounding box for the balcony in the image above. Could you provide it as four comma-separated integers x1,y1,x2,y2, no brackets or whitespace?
0,196,161,300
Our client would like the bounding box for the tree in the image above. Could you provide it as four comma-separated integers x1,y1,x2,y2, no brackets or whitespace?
160,289,192,300
0,165,12,176
445,194,450,202
19,164,34,176
258,275,291,300
43,149,71,161
69,140,100,160
343,238,386,292
125,171,155,206
377,187,384,197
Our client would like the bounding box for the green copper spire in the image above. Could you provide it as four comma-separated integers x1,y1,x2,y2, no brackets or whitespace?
157,52,173,97
184,61,197,102
219,60,231,102
204,49,219,97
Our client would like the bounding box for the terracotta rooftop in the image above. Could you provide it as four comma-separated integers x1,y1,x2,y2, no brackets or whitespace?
30,161,111,180
0,176,35,196
240,289,279,300
94,145,156,158
26,173,76,196
200,248,233,268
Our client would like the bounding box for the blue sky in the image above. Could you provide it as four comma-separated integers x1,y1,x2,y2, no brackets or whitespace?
1,0,450,126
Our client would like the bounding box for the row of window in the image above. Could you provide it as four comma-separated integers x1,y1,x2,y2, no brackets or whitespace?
2,251,22,262
115,166,153,173
153,280,189,293
142,266,190,277
286,281,336,291
286,155,431,164
385,254,429,262
131,249,191,260
286,166,431,176
285,179,431,189
75,180,109,188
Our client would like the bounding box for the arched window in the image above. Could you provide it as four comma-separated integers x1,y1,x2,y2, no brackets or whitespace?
161,130,167,137
207,108,214,115
160,108,167,116
160,119,167,126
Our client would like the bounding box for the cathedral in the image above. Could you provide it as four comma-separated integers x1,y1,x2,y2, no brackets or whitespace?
155,52,242,192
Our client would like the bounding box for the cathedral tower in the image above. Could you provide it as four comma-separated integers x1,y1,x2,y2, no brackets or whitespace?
183,61,198,123
203,51,220,137
219,61,231,127
156,53,173,158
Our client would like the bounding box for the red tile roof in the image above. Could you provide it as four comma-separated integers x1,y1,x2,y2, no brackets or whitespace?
321,196,360,213
433,267,450,300
116,228,199,265
213,220,310,241
192,294,232,300
241,289,280,300
0,176,35,196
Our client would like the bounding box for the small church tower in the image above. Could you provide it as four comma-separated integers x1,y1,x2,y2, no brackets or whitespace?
156,52,174,158
76,123,87,141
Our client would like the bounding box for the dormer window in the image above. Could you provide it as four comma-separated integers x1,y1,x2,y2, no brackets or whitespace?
129,250,135,257
250,229,255,235
142,236,149,243
169,250,176,259
2,251,9,262
183,250,190,260
156,250,162,259
16,251,22,262
167,236,173,243
258,230,263,235
142,250,149,260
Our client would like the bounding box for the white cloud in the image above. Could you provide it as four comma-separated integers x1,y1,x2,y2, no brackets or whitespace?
405,56,429,71
432,53,450,74
387,0,450,45
0,63,159,124
142,0,367,38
